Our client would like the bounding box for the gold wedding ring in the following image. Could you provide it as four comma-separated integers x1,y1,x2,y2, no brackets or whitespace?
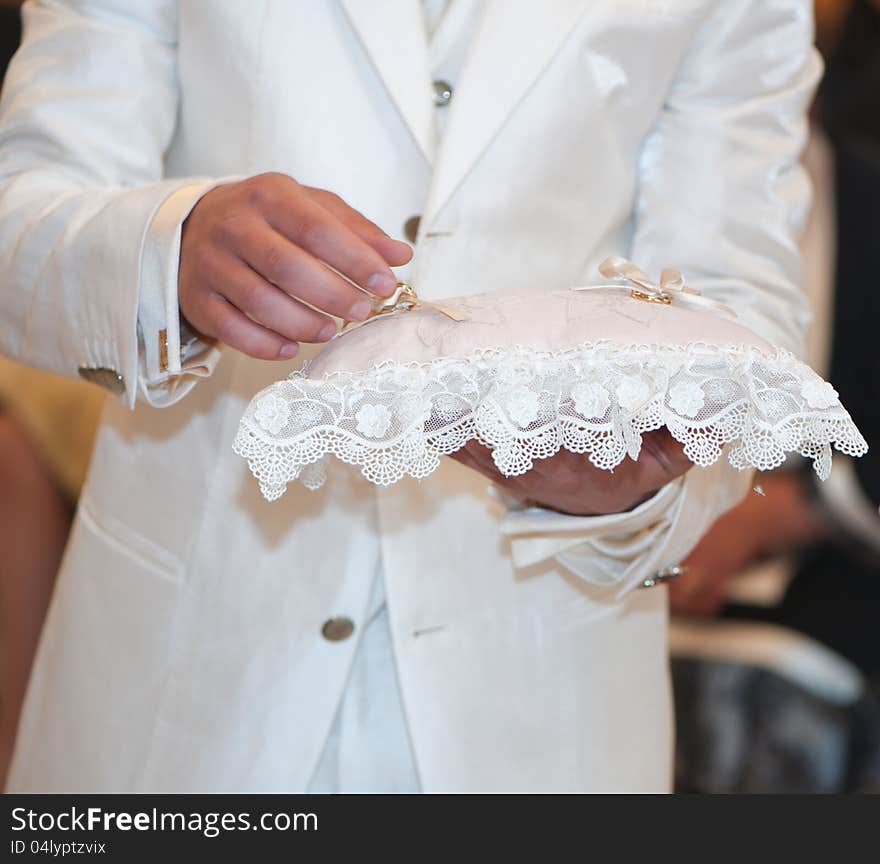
630,288,672,305
341,282,418,331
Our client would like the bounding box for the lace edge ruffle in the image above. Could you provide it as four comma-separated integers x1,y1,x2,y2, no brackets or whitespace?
233,349,869,500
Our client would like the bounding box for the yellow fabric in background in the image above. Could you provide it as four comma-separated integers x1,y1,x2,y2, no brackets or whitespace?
0,357,104,501
0,1,103,501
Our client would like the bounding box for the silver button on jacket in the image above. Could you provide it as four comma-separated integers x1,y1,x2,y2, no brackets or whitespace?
431,79,452,106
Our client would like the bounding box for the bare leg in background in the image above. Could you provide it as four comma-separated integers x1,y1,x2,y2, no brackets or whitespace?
0,413,71,787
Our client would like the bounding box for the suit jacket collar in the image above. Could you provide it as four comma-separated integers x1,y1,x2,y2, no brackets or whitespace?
424,0,589,223
341,0,589,221
340,0,436,163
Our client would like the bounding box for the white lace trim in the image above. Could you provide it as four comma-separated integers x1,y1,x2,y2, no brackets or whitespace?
233,341,868,501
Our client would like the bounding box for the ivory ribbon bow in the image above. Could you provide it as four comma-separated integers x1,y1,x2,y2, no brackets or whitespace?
574,256,737,318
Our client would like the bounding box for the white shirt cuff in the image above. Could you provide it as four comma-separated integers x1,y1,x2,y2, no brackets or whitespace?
137,176,242,406
498,442,756,595
499,479,684,584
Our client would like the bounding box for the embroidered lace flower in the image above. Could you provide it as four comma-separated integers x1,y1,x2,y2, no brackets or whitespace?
571,381,610,418
355,403,393,438
800,378,839,410
253,393,291,435
616,375,651,412
668,381,705,418
505,386,540,427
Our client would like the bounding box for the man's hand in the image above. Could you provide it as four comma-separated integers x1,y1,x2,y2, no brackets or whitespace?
669,503,771,617
452,428,693,516
179,173,413,360
669,472,828,617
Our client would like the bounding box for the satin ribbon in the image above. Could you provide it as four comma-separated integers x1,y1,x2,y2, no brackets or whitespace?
338,255,735,338
338,282,467,336
573,256,737,318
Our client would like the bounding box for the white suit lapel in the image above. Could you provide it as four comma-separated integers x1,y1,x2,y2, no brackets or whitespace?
423,0,589,224
340,0,435,163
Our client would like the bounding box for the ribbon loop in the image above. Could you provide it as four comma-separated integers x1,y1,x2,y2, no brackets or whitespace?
586,256,737,318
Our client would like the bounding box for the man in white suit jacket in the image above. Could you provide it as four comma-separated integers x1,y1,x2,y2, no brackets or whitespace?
0,0,818,792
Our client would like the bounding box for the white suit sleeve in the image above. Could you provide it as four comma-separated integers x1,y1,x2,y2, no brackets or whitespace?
503,0,821,594
0,0,222,408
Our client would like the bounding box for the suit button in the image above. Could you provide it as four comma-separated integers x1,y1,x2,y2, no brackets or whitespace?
403,215,421,243
321,617,355,642
432,79,453,106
